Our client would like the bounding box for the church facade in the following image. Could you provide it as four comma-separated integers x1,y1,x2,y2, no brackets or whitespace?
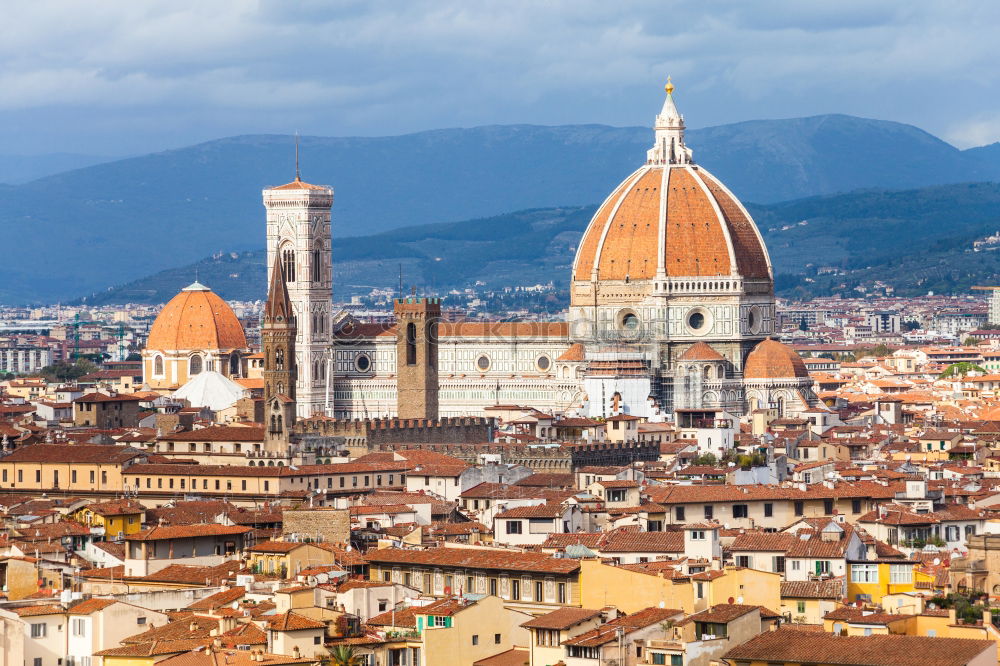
256,82,818,421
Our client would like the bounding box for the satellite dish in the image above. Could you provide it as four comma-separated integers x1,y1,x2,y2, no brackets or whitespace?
737,596,744,604
659,601,665,608
933,558,941,566
231,601,239,610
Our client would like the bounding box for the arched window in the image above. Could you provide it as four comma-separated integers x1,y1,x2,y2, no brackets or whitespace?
229,352,240,377
703,364,712,380
153,354,164,376
312,246,322,283
189,354,203,375
281,247,296,283
776,396,785,417
276,348,284,371
406,322,417,365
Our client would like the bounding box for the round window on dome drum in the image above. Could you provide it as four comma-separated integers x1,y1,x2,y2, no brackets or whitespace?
355,354,371,372
537,355,551,372
747,309,756,332
476,355,491,371
688,312,705,330
621,313,640,330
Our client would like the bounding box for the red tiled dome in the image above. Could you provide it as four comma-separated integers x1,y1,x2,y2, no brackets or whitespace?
572,82,771,301
744,338,809,379
147,282,247,351
572,164,771,283
678,342,725,361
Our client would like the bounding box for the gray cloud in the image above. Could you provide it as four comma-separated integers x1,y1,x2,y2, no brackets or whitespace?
1,0,999,155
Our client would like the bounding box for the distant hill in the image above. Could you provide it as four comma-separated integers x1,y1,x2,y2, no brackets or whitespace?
0,152,114,185
79,181,1000,305
76,206,597,305
5,114,1000,303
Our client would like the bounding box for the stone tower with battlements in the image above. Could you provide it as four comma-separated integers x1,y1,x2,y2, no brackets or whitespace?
395,297,441,420
263,163,333,419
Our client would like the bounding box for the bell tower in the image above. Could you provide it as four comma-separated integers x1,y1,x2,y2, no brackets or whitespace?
262,143,333,419
394,297,441,420
262,255,296,446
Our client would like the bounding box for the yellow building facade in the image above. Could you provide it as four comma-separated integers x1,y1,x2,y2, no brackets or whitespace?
73,500,145,537
577,559,781,615
846,560,932,605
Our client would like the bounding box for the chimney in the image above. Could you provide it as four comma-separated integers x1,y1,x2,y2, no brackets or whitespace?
292,646,301,659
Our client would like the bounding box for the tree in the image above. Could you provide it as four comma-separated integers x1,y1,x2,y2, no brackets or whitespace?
963,337,982,347
940,362,986,379
38,359,98,382
799,317,808,331
329,645,365,666
691,452,718,466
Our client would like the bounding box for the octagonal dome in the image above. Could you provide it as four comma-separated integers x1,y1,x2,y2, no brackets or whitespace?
571,81,771,294
147,282,247,351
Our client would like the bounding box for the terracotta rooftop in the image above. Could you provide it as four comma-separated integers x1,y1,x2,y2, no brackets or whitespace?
247,540,303,553
780,578,846,599
521,607,603,630
2,443,145,464
722,627,993,666
472,648,530,666
95,638,211,658
185,586,246,611
265,610,325,631
556,343,586,362
366,546,580,574
127,524,251,541
154,648,317,666
677,603,780,626
563,607,684,647
122,616,221,644
66,597,119,614
158,426,264,442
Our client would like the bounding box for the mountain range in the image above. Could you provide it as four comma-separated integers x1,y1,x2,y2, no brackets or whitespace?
79,180,1000,306
6,114,1000,304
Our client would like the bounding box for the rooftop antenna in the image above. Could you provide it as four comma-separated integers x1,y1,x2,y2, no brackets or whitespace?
295,132,301,181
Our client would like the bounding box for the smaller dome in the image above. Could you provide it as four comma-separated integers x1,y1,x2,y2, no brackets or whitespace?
147,283,247,351
679,342,724,361
744,338,809,379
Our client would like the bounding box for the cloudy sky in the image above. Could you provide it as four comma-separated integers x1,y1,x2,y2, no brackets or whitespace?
4,1,1000,156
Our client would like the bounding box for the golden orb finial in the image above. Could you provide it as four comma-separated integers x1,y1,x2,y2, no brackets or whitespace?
665,76,674,95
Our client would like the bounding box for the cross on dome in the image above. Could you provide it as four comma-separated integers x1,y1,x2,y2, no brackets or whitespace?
647,77,693,166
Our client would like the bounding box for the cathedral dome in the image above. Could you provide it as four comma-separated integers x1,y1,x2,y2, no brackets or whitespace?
572,81,771,290
744,338,809,380
147,282,247,351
